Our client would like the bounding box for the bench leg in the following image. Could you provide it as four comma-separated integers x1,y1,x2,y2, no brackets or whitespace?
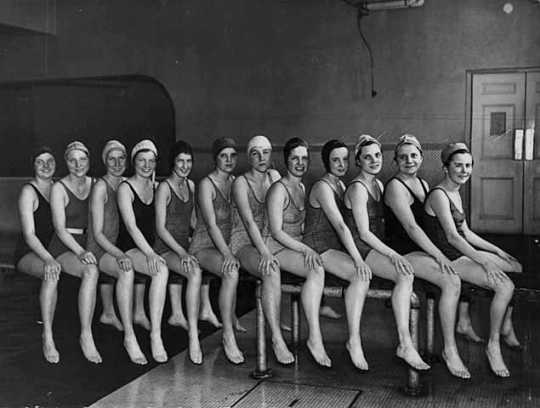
426,296,435,362
291,294,300,347
251,280,272,379
403,305,425,396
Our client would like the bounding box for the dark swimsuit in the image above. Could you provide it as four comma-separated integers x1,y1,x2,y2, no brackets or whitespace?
303,179,345,253
422,187,466,261
14,184,54,266
343,180,385,258
384,177,428,255
48,180,91,258
116,181,156,251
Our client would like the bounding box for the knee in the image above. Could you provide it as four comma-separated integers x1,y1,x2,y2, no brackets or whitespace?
308,266,325,283
396,272,414,286
156,264,169,279
188,265,202,281
83,265,99,281
443,274,461,296
223,267,239,282
498,279,515,298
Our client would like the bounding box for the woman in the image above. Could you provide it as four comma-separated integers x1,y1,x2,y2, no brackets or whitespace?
117,139,169,363
231,135,294,365
343,134,430,371
303,140,372,370
265,137,331,367
154,140,202,364
383,134,468,378
48,141,101,364
189,137,244,364
15,147,61,363
87,140,147,365
422,142,521,377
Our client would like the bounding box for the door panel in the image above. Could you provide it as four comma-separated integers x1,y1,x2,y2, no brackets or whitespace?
471,73,525,233
524,72,540,234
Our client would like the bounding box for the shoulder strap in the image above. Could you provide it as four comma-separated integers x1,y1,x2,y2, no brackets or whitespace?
419,178,429,195
428,187,455,209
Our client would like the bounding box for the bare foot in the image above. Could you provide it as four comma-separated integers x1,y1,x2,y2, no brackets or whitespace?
222,335,245,365
442,348,470,379
168,314,189,330
124,335,147,365
456,322,484,343
346,339,369,371
200,310,222,328
396,344,430,370
134,313,151,331
43,337,60,364
320,305,341,319
100,313,124,331
151,333,168,363
501,324,522,349
272,338,294,365
189,334,203,365
80,333,102,364
485,342,510,377
306,338,332,367
234,318,247,333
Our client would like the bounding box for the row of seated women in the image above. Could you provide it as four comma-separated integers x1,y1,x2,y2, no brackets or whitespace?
15,133,522,380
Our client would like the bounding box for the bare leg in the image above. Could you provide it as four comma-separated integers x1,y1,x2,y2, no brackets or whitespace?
57,252,102,364
196,249,244,365
365,250,429,370
454,256,514,377
133,283,151,330
199,282,222,328
162,251,202,364
168,283,188,329
99,254,147,365
457,301,484,343
99,283,123,331
127,249,169,363
238,246,294,365
322,250,369,370
18,253,60,364
406,252,469,378
277,249,331,367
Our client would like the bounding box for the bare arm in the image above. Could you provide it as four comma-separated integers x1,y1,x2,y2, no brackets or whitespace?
315,180,371,279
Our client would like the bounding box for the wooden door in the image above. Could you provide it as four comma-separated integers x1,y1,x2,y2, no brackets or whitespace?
470,73,525,233
524,72,540,234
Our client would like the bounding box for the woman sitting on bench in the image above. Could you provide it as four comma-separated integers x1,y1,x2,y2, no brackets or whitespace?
303,139,371,370
48,141,101,363
230,135,294,365
265,137,330,367
422,142,521,378
15,147,61,363
344,134,430,371
383,134,469,378
154,140,203,364
117,140,169,363
189,137,244,365
87,140,147,365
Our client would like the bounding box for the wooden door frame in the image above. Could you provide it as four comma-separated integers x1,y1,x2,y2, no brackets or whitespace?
464,66,540,223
